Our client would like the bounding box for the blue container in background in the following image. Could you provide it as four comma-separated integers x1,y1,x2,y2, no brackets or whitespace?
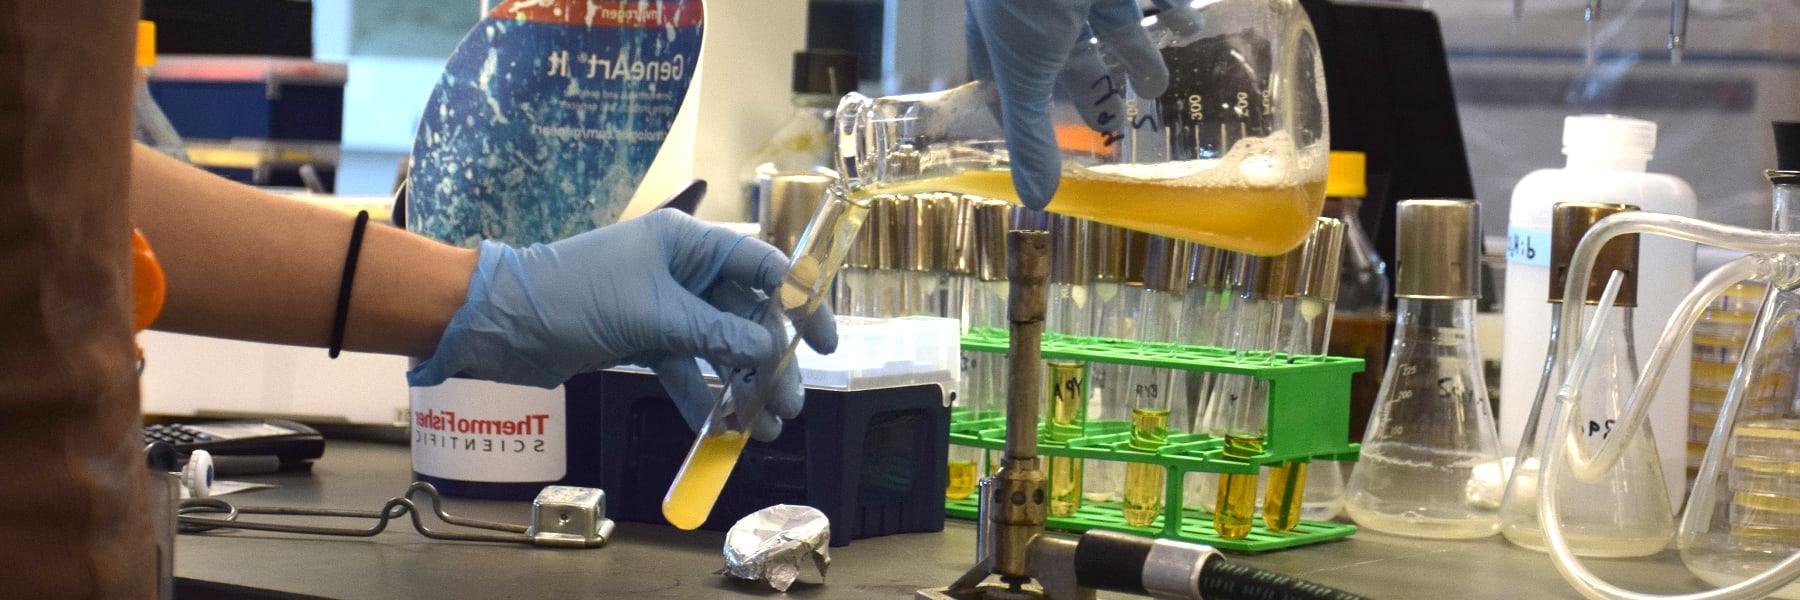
570,370,951,547
146,56,345,143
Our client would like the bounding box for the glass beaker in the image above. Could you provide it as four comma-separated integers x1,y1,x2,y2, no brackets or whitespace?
832,0,1328,256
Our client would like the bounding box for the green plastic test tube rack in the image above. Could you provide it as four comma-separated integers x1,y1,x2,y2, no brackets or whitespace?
947,327,1364,553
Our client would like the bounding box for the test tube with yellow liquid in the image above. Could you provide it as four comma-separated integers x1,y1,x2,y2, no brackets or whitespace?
1046,360,1088,517
1206,252,1294,539
661,188,870,530
1261,218,1345,533
1119,236,1193,527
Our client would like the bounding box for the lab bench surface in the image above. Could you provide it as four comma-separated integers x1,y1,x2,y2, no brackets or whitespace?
176,440,1713,599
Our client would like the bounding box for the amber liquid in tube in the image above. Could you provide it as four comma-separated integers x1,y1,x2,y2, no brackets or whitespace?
868,166,1324,257
1263,461,1308,532
1122,407,1171,526
1215,434,1265,539
946,460,978,501
1046,360,1088,517
661,192,870,530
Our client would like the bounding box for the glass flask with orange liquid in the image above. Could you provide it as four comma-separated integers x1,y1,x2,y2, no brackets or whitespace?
831,0,1327,254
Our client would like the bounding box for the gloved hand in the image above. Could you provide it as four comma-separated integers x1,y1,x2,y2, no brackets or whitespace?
966,0,1172,210
409,209,838,441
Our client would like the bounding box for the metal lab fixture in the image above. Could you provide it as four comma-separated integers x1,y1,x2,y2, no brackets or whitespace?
1515,0,1691,63
178,482,615,548
919,231,1368,600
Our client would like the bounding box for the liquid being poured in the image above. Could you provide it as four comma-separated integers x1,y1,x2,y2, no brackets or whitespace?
868,136,1327,256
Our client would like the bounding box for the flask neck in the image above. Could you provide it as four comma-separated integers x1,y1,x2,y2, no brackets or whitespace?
1392,297,1478,342
1769,174,1800,233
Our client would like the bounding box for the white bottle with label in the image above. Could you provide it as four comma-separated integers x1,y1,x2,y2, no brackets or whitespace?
1500,115,1695,509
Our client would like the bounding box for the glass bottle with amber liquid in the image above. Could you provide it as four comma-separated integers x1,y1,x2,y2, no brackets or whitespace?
1322,151,1390,442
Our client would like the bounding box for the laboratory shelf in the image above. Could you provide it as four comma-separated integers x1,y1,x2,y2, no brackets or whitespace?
947,328,1364,553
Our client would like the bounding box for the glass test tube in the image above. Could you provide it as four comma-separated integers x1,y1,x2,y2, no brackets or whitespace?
944,195,986,501
1209,251,1297,539
1120,236,1194,527
1087,224,1135,503
1045,215,1095,517
1180,247,1231,510
1262,218,1346,532
662,187,870,530
968,200,1012,476
835,191,879,318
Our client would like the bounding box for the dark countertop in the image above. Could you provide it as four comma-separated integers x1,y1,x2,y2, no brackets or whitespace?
175,440,1713,599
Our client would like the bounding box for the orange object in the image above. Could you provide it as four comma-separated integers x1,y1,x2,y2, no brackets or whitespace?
131,228,165,332
137,21,156,68
1053,123,1116,158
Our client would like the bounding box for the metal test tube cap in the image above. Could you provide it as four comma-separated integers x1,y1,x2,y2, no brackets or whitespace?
972,199,1011,281
1395,199,1483,300
1049,215,1095,285
946,195,979,276
1143,235,1193,294
901,194,944,272
1550,201,1641,307
1192,245,1232,292
1240,248,1298,301
1294,217,1346,303
760,173,834,256
871,195,906,271
1088,222,1131,283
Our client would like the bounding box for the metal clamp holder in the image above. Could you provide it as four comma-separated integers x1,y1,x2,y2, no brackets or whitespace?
178,482,615,548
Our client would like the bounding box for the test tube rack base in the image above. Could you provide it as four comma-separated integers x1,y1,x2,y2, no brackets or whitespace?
948,328,1364,553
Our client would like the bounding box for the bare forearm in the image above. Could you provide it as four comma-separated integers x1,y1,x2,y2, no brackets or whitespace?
128,145,476,357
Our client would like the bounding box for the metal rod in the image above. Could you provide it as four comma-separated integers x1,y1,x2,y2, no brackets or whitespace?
994,229,1051,582
1668,0,1689,64
1006,230,1049,459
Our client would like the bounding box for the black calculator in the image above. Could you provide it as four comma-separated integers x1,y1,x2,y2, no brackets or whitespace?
143,419,325,466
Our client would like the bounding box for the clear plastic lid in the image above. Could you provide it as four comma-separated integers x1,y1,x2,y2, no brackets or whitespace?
610,315,961,397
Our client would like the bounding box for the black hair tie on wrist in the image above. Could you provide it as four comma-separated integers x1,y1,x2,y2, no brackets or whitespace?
329,210,371,358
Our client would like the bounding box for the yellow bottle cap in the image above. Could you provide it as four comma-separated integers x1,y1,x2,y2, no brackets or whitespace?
137,21,157,68
1326,150,1366,198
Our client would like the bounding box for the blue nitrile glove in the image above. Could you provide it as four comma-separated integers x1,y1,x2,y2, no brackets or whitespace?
409,209,838,441
966,0,1171,210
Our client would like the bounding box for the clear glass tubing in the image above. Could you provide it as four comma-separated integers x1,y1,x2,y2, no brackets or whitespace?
661,186,871,530
1539,210,1800,600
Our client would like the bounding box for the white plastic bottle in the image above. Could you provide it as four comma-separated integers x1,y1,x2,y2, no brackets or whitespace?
1500,115,1695,508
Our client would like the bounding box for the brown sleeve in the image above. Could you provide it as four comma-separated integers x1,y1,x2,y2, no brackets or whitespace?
0,1,155,597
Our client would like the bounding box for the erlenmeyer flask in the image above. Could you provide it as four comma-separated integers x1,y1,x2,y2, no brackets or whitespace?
1345,199,1503,539
1680,152,1800,596
1499,202,1674,557
833,0,1328,255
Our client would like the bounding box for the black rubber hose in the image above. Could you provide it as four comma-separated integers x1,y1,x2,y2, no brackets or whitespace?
1197,558,1372,600
1073,529,1154,594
